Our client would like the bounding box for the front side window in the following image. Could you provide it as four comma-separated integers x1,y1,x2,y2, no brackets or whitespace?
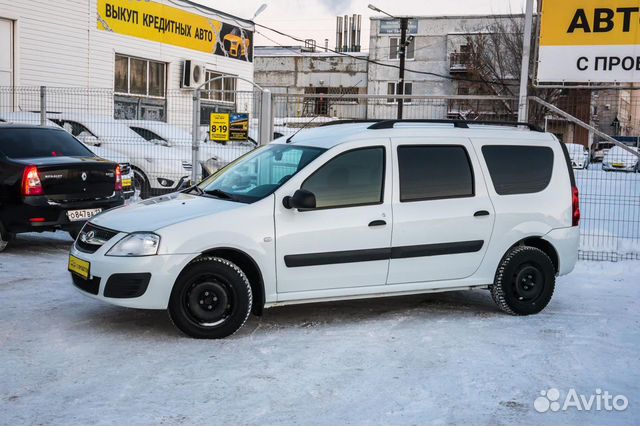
482,145,554,195
301,147,385,209
197,144,326,203
398,145,474,202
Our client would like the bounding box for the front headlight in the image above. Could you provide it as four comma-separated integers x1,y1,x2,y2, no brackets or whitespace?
106,233,160,257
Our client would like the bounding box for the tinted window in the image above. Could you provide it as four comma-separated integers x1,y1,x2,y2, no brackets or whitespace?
302,147,385,209
398,145,474,202
0,128,94,159
482,145,554,195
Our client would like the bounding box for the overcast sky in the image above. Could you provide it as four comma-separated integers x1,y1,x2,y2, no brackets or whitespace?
198,0,527,51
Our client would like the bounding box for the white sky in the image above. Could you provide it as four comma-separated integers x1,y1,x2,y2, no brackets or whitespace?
198,0,527,51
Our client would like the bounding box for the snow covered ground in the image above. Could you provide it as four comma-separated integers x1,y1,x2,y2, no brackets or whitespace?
0,232,639,425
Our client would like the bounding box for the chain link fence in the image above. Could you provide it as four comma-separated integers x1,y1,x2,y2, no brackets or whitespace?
1,87,638,261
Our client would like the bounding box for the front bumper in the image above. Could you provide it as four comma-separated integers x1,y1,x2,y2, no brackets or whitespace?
602,163,636,172
69,239,195,309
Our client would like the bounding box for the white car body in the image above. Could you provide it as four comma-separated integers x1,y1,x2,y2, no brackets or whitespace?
123,120,253,175
48,114,194,196
565,143,590,169
602,145,640,172
70,122,580,325
0,112,135,196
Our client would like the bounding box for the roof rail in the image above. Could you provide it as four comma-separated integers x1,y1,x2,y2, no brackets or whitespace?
367,119,543,132
320,119,385,127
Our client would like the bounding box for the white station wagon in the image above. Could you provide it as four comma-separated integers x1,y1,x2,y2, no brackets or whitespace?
68,120,580,338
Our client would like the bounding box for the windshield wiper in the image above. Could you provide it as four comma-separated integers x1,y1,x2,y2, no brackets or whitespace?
204,188,239,201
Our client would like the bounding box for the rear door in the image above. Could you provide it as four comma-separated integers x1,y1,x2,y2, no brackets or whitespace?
387,137,495,285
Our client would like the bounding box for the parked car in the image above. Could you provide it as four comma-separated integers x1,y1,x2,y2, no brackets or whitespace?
0,112,134,199
0,125,124,251
122,119,250,177
565,143,590,169
602,145,640,172
591,142,614,162
69,120,579,338
49,114,193,199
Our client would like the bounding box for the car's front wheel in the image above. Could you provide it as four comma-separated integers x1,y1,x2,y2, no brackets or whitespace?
490,246,556,315
168,256,252,339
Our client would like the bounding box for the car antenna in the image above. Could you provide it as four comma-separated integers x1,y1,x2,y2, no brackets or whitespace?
286,79,363,144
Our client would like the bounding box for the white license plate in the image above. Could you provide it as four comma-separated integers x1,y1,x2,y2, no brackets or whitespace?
66,208,102,222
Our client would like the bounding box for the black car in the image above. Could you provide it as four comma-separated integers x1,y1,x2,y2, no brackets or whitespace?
0,125,125,251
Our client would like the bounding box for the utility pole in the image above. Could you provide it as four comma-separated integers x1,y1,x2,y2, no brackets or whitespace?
397,17,408,119
517,0,534,122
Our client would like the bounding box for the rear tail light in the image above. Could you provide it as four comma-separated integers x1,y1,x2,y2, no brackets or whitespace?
572,185,580,227
22,165,44,196
115,164,122,191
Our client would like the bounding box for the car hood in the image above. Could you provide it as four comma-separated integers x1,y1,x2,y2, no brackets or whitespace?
91,192,243,233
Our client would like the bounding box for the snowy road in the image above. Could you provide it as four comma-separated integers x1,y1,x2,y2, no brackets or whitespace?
1,232,639,425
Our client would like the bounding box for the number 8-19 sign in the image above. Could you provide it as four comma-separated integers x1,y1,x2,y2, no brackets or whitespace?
209,113,230,142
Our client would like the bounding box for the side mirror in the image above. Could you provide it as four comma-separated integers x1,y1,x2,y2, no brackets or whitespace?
78,134,100,147
283,189,316,210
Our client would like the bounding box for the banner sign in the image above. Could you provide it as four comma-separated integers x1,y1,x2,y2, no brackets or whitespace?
209,113,230,142
229,113,249,141
97,0,253,62
379,19,418,35
538,0,640,82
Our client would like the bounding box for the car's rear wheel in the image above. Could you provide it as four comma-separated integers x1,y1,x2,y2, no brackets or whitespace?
168,256,252,339
490,246,555,315
0,222,9,253
133,169,150,200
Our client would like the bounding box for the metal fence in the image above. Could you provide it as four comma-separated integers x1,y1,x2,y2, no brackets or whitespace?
1,87,638,261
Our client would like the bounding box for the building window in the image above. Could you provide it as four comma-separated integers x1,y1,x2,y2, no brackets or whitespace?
389,37,415,60
114,54,166,121
200,70,237,125
387,82,412,103
201,70,236,103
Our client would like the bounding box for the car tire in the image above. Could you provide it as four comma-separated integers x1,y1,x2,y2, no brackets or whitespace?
0,222,9,253
490,246,556,316
168,256,252,339
133,169,151,200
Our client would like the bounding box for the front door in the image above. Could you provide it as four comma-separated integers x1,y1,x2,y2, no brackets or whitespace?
274,140,392,294
387,137,495,285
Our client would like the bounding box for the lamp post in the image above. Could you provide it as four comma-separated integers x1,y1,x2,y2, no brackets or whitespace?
251,3,268,21
368,4,409,119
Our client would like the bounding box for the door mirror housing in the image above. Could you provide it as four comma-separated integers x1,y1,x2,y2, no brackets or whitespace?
283,189,316,210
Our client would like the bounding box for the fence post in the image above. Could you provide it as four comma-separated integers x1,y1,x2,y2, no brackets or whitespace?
191,89,201,184
40,86,46,127
259,89,273,146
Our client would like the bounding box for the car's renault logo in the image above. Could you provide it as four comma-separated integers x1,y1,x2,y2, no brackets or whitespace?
81,172,88,181
80,230,95,243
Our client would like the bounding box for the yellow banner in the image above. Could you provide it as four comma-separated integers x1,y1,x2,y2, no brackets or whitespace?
97,0,253,61
541,0,640,46
210,113,230,142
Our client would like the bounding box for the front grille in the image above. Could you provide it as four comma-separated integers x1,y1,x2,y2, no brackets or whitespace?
75,223,119,254
119,162,132,176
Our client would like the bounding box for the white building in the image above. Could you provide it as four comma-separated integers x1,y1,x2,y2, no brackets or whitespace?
0,0,255,127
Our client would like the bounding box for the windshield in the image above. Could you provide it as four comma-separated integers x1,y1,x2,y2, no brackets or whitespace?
196,144,326,203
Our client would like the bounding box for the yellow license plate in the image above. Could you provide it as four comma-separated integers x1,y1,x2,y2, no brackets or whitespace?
68,255,90,280
612,163,624,167
122,178,132,187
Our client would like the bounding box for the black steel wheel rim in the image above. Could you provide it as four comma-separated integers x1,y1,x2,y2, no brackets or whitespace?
511,263,545,302
183,274,236,327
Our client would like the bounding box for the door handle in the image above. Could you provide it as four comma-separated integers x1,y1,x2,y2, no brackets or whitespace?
368,220,387,227
474,210,490,217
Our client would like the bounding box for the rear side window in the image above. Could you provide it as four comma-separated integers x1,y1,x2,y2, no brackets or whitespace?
397,145,474,202
302,147,385,209
0,128,94,159
482,145,554,195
